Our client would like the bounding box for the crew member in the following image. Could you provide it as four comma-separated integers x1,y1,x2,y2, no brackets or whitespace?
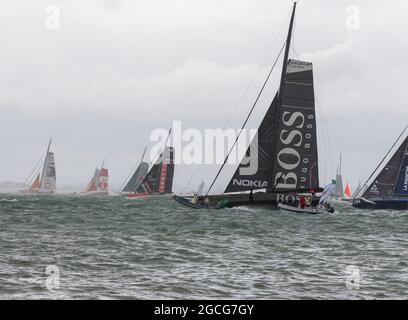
192,193,198,204
299,195,306,209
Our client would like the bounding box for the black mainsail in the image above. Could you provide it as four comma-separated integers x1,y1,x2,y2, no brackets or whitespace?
224,59,319,193
270,59,319,192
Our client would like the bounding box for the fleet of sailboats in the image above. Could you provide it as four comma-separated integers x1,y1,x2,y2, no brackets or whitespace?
125,146,175,199
122,130,175,199
8,2,408,211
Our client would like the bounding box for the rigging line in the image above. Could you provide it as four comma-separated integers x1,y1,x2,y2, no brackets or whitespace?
206,42,286,196
291,13,300,60
119,146,147,191
221,9,292,130
179,9,292,195
23,155,44,186
316,97,334,181
353,124,408,200
180,166,201,195
315,103,328,186
315,96,330,186
147,129,172,170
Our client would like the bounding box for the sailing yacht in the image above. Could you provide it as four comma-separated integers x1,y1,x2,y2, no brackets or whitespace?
353,126,408,209
21,138,57,194
83,161,109,196
125,131,175,199
176,2,321,208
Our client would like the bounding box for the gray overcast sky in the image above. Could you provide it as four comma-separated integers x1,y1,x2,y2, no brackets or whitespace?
1,0,407,193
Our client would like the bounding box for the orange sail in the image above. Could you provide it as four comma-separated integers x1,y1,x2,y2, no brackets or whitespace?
344,183,351,198
29,173,41,191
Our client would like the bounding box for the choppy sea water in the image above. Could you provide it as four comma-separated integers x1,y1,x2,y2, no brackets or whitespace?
0,194,407,300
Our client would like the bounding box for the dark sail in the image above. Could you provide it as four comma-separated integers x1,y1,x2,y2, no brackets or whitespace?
224,93,278,193
162,146,175,194
271,59,319,191
362,137,408,198
136,146,175,194
122,161,149,192
393,143,408,197
225,59,318,193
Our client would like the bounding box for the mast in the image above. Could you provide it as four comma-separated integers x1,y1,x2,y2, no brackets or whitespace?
39,137,52,188
340,153,342,175
278,1,297,103
140,147,147,164
267,1,296,191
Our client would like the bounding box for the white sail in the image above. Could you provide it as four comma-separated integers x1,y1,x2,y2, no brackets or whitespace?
39,151,56,193
318,184,336,205
197,181,205,195
352,181,362,198
334,154,344,199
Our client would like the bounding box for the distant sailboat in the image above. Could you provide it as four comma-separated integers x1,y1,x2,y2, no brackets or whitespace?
22,138,57,194
126,131,175,199
121,147,149,195
344,182,351,198
334,154,344,199
83,161,109,195
353,125,408,209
